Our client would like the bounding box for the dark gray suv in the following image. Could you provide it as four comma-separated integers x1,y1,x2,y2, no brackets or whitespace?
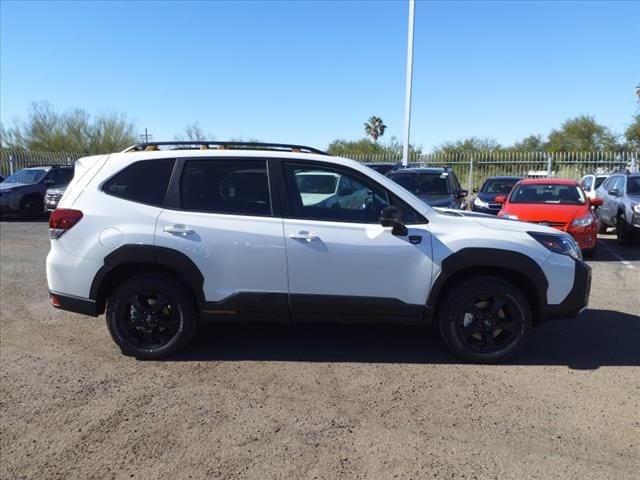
595,172,640,244
387,167,468,209
0,166,74,218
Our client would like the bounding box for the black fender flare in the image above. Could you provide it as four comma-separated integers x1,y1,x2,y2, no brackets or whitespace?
426,247,549,313
90,245,205,308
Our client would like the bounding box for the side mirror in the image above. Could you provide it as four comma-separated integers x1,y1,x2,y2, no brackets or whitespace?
458,190,468,198
495,195,506,204
43,179,55,186
608,189,620,197
590,197,603,207
472,188,479,194
380,205,408,236
338,187,355,196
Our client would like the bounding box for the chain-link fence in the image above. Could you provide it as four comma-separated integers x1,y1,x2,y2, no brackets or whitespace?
1,148,637,193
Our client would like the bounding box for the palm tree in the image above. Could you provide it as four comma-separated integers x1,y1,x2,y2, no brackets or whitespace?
364,116,387,143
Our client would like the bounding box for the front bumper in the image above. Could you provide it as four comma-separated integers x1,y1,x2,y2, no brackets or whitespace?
471,205,501,215
539,260,591,321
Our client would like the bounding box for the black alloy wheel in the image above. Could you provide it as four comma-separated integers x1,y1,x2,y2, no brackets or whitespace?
118,291,179,349
439,277,532,363
106,274,197,359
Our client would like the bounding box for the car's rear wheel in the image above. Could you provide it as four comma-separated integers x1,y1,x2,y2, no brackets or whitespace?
438,276,532,363
106,274,198,359
20,196,43,218
616,212,633,245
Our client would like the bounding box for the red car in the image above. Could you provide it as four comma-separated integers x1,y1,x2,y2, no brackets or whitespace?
496,179,602,257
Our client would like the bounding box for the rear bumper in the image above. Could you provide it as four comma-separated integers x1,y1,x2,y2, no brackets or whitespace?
539,260,591,321
49,291,99,317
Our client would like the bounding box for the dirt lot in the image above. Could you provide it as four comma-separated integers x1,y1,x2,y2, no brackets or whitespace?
1,220,639,480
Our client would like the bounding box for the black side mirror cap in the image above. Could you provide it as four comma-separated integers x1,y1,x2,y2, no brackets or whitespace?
380,206,408,236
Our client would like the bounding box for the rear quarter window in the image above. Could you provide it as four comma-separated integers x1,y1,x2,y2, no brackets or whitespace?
103,158,175,207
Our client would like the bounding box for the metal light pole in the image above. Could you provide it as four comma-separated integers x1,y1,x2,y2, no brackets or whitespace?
402,0,416,167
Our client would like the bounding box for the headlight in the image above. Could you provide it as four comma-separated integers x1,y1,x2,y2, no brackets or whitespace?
633,204,640,214
571,215,594,228
473,197,488,208
528,232,582,260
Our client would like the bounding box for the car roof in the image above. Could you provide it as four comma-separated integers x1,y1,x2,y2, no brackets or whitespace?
483,176,522,181
518,178,578,185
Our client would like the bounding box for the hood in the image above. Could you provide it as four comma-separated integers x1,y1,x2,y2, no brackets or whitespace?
416,194,454,207
501,203,589,223
0,182,30,191
627,194,640,203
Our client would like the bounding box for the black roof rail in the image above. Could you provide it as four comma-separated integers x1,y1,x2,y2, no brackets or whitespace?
122,141,328,156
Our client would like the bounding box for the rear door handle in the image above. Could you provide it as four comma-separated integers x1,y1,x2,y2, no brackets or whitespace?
164,225,195,236
289,231,320,242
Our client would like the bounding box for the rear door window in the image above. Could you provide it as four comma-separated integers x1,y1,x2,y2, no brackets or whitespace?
103,158,175,207
180,159,272,216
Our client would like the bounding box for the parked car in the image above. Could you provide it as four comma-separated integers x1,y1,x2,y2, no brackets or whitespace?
580,173,610,200
387,167,468,209
363,162,400,175
595,172,640,244
45,185,68,212
496,179,601,256
47,141,590,363
472,176,522,215
0,165,74,218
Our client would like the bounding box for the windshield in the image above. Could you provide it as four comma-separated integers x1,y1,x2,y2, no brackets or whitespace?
295,173,339,194
480,178,520,194
627,176,640,194
510,184,586,205
2,168,48,184
389,172,451,196
595,176,608,189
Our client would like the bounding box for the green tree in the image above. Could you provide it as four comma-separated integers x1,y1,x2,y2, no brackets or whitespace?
433,137,502,155
545,115,621,152
363,116,387,143
0,101,136,153
624,114,640,150
510,135,546,152
327,136,421,158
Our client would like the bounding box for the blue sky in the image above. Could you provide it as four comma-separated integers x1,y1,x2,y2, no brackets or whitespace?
1,0,638,151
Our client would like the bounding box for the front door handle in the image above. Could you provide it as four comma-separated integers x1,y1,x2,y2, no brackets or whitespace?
164,225,195,236
289,231,320,242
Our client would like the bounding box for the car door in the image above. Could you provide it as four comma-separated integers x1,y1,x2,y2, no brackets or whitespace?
278,161,433,323
156,157,289,320
601,175,623,224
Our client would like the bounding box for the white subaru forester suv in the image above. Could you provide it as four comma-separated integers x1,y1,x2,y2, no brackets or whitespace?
46,142,591,363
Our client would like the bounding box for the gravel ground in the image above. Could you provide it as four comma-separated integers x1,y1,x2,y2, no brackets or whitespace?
1,221,639,480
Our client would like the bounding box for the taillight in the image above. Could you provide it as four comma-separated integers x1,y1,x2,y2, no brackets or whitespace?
49,209,83,239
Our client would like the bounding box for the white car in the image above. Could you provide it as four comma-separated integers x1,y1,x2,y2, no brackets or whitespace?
46,141,591,363
580,173,609,200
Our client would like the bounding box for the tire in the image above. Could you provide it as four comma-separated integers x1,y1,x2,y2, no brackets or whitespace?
597,218,608,234
438,276,532,363
582,246,596,258
616,212,633,245
106,274,198,359
20,196,44,218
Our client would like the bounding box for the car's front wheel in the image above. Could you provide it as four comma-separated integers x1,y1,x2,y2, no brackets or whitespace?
20,196,44,218
438,276,532,363
616,212,633,245
106,274,198,359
